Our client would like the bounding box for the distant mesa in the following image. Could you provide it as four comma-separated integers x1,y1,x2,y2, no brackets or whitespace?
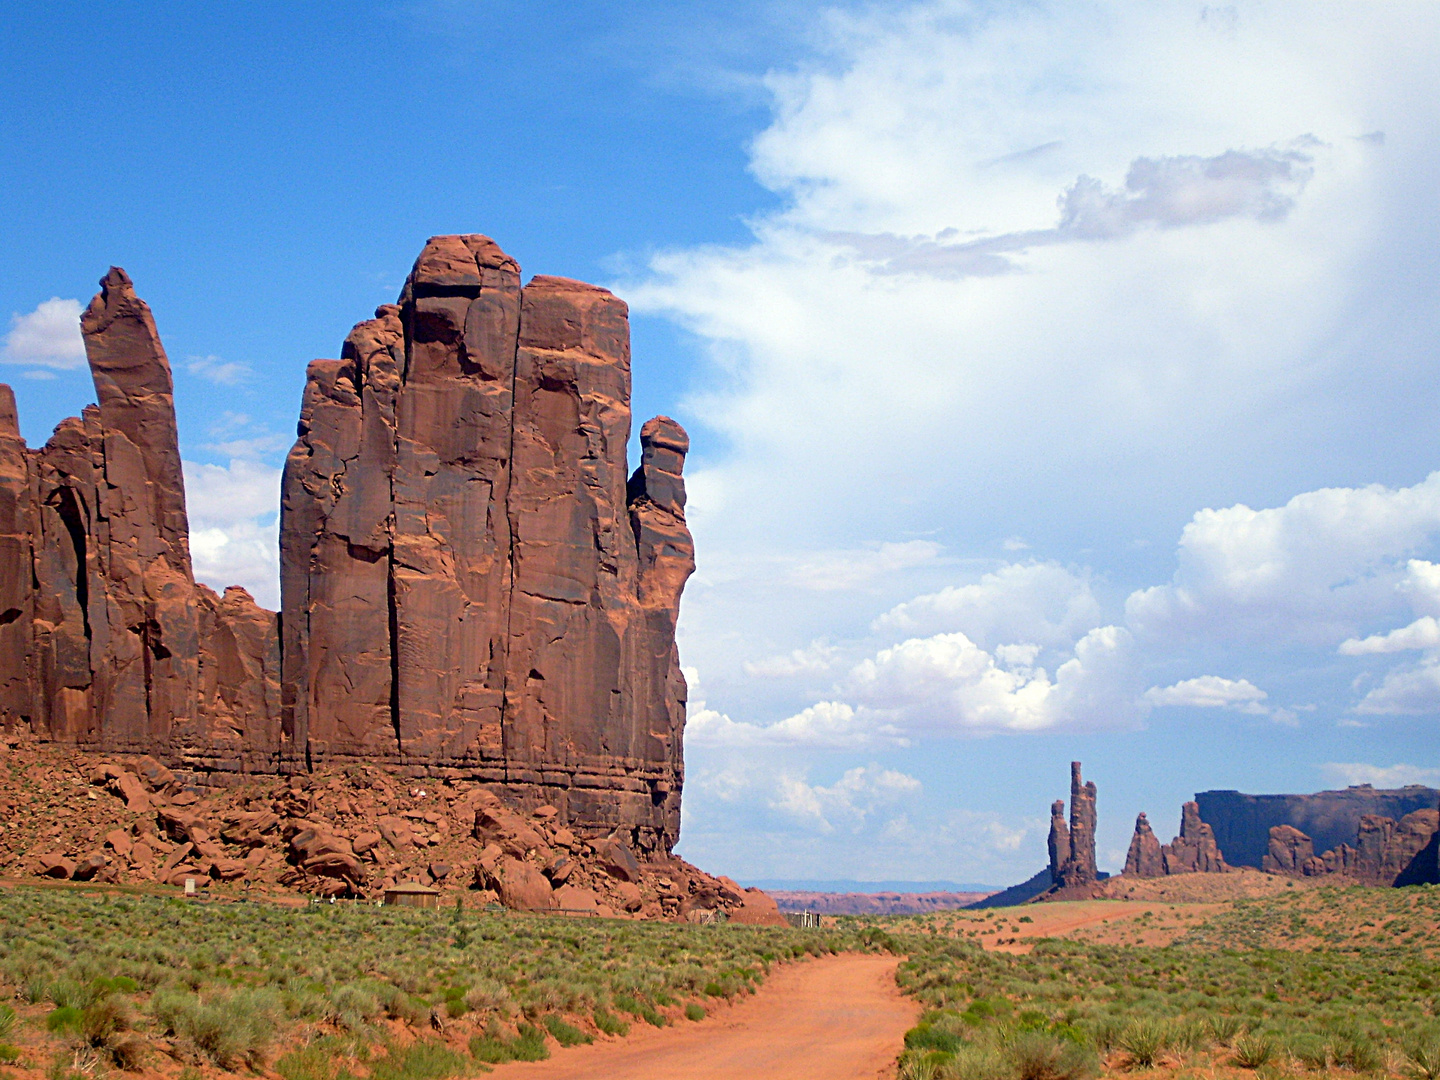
998,762,1439,906
0,235,700,879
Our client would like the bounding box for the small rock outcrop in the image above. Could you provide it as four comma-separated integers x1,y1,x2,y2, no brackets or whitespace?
1123,811,1164,877
1049,761,1098,888
1262,823,1315,875
1161,801,1227,874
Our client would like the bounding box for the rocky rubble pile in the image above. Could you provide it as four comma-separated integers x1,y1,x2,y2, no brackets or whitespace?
0,743,784,924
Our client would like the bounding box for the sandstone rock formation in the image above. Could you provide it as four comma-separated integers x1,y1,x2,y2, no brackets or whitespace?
0,234,698,883
1123,811,1163,877
279,236,693,853
1049,762,1098,888
1261,808,1439,885
1196,784,1440,868
0,270,281,767
1160,801,1227,874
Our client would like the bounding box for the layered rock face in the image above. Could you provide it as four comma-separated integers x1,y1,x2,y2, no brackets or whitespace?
0,270,280,766
1049,762,1098,887
1196,785,1440,868
1262,808,1439,885
280,235,692,853
1,236,695,860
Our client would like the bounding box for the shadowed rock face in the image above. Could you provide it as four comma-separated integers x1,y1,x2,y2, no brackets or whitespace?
279,236,692,853
1262,809,1440,885
1,237,694,856
1196,785,1440,868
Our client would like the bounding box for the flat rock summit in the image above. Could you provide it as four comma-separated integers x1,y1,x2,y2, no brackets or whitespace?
0,235,696,864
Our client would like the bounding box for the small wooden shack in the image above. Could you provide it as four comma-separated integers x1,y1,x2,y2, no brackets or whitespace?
384,881,440,909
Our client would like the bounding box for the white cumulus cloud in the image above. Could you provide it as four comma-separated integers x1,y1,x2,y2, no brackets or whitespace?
874,561,1100,649
1143,675,1269,714
182,459,282,609
3,298,85,368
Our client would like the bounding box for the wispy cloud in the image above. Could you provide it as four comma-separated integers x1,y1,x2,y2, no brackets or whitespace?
187,354,254,386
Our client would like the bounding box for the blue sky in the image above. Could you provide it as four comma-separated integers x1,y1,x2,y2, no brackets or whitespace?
4,1,1439,887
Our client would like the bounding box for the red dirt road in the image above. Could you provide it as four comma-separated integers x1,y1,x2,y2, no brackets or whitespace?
488,953,917,1080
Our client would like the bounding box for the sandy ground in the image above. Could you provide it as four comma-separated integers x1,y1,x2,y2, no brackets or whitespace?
487,953,917,1080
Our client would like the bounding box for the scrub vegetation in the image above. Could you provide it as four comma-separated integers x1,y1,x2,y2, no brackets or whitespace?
882,884,1440,1080
0,884,863,1077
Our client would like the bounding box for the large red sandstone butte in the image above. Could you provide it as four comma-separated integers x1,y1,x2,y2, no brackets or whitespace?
280,236,693,853
0,234,696,860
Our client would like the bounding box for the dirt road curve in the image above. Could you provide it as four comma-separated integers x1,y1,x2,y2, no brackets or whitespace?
488,953,916,1080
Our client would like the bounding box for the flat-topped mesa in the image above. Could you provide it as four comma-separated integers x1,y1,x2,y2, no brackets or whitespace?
281,234,694,854
0,270,282,764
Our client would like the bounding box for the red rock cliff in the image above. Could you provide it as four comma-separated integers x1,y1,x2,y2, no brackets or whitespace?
279,236,693,853
1,237,694,856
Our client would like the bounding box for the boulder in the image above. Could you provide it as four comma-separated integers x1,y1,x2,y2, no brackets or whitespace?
613,880,644,912
104,829,132,858
485,856,555,912
37,853,75,878
72,851,110,881
473,806,546,857
553,884,602,914
595,837,641,883
728,887,788,927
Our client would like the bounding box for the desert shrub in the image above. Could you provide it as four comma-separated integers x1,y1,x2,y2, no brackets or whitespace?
370,1039,468,1080
45,1006,83,1035
0,1042,20,1065
328,981,384,1030
1004,1030,1097,1080
614,993,666,1027
467,1027,514,1065
543,1014,592,1046
151,987,282,1069
685,1002,705,1021
1233,1033,1275,1069
942,1044,1009,1080
593,1006,629,1036
1118,1018,1168,1067
1287,1032,1330,1071
898,1050,946,1080
0,1003,15,1040
511,1022,550,1062
1207,1015,1245,1046
1404,1031,1440,1080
